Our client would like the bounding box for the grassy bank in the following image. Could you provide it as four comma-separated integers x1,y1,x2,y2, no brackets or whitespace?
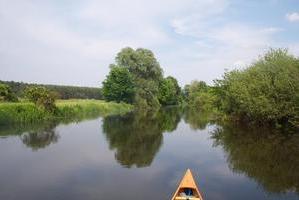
0,99,133,125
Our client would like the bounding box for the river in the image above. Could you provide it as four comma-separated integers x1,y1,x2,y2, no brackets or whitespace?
0,107,298,200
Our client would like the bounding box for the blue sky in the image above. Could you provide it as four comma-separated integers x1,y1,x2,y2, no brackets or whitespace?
1,0,299,87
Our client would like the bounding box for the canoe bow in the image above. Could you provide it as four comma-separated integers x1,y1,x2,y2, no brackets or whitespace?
171,169,203,200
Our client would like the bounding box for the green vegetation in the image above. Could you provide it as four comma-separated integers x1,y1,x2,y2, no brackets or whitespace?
102,66,135,103
185,49,299,128
102,47,182,110
2,47,298,129
214,49,299,127
158,76,182,106
184,80,216,111
0,83,18,102
0,100,133,125
24,86,57,112
0,80,102,99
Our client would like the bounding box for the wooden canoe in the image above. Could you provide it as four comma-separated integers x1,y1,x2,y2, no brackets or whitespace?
171,169,203,200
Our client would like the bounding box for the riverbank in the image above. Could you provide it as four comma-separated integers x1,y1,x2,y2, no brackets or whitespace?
0,99,133,125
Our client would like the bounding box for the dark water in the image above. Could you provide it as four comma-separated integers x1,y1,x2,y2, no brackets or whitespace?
0,108,298,200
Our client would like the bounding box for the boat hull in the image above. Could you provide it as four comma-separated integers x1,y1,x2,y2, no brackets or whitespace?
171,169,203,200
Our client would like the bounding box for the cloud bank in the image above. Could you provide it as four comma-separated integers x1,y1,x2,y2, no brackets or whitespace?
0,0,298,86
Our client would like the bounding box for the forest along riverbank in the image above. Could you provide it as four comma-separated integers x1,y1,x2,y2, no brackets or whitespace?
0,99,133,125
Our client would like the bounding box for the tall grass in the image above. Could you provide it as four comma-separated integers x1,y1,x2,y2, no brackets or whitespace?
0,100,133,125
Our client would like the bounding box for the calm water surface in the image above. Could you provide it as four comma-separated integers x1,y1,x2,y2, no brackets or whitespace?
0,108,298,200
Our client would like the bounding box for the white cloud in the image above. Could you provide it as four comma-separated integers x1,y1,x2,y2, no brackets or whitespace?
286,12,299,22
168,17,281,84
0,0,295,87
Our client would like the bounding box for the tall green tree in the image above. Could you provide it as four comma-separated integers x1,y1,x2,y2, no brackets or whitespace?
104,47,164,110
102,66,135,103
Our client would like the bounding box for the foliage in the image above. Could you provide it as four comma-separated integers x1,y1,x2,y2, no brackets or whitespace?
0,100,133,125
24,86,57,112
103,47,179,110
158,76,182,105
115,47,163,81
184,80,216,111
102,66,135,103
0,83,18,102
56,100,133,118
215,49,299,126
187,81,208,102
0,80,102,100
182,84,190,101
134,79,160,110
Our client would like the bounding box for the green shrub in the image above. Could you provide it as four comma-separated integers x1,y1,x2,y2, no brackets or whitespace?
0,83,18,102
24,86,57,112
215,49,299,126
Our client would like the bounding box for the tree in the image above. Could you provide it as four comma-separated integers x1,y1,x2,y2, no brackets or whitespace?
116,47,163,81
24,86,57,112
158,76,182,105
102,66,135,103
103,47,165,110
215,48,299,126
0,83,18,102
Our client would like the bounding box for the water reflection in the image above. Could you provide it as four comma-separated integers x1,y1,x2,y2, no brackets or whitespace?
0,122,60,150
183,108,213,130
102,107,182,167
212,123,299,194
20,123,59,151
0,108,298,199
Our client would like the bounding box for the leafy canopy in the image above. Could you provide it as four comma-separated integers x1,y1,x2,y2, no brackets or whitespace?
158,76,182,105
215,48,299,126
103,47,178,110
102,66,135,103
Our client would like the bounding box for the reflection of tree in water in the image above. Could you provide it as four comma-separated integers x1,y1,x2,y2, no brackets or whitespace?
183,107,213,130
20,123,59,151
102,107,182,168
212,123,299,194
158,107,182,132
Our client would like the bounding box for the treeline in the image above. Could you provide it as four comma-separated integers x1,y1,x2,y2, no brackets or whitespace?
0,80,102,100
3,47,297,128
184,49,299,127
102,47,299,127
